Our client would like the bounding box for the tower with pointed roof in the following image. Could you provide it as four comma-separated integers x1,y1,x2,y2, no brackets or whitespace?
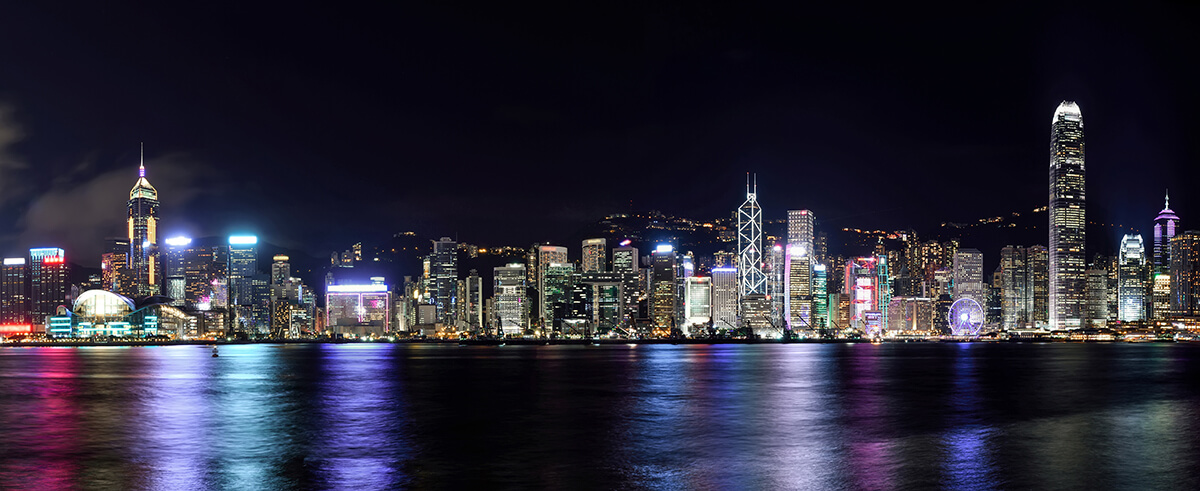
128,144,161,296
1049,101,1085,329
1154,190,1180,275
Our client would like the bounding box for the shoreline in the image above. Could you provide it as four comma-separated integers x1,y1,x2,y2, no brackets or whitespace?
0,338,1188,348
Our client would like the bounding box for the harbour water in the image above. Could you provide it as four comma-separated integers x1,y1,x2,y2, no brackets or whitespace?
0,343,1198,489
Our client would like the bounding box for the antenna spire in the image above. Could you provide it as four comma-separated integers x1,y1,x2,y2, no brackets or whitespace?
1166,189,1170,209
139,142,145,178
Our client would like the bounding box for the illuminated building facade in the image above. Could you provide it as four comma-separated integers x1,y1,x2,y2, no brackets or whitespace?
228,236,259,328
1049,101,1086,329
1118,234,1147,322
812,263,828,330
1154,191,1179,275
128,153,161,297
577,271,625,333
844,256,890,332
430,237,458,324
1,258,28,326
465,269,484,332
1152,273,1170,319
1086,267,1109,327
612,244,640,323
1170,231,1200,316
887,296,934,334
326,284,390,335
711,267,738,331
582,238,607,273
543,262,575,331
30,248,68,327
952,248,984,303
1000,245,1028,328
494,263,526,335
651,245,677,332
163,236,193,306
682,276,711,333
101,237,135,297
787,209,815,258
536,245,568,329
785,245,812,331
52,289,191,338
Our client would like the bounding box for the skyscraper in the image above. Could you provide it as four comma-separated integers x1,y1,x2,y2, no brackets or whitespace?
952,248,984,303
611,244,640,324
1027,245,1050,326
228,235,258,329
682,276,712,334
493,263,527,336
464,269,484,332
536,245,568,329
581,238,607,273
430,237,458,324
1049,101,1086,329
1154,191,1179,275
1170,231,1200,316
711,267,738,331
651,245,677,333
1117,235,1147,322
162,237,192,306
737,175,766,297
785,244,812,331
787,209,815,257
128,149,161,297
812,263,828,330
1000,245,1029,329
1,258,28,326
29,248,68,328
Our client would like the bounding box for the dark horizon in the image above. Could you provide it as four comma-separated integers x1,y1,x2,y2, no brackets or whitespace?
1,2,1197,262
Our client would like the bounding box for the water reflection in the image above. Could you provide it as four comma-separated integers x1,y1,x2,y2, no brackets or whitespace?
0,343,1197,489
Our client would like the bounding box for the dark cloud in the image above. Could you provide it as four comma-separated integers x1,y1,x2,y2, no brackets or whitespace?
0,103,28,206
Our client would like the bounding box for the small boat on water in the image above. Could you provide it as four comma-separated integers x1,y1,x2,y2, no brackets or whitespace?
211,346,219,357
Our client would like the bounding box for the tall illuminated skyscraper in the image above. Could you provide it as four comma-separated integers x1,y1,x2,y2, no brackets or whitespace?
1117,235,1147,322
128,148,161,296
228,235,258,328
1049,101,1086,329
711,267,738,331
650,245,677,333
430,237,458,324
1,258,28,326
1154,191,1179,275
29,248,68,327
737,175,766,297
785,245,811,330
493,263,527,336
787,210,814,256
951,248,984,303
612,244,640,323
1170,231,1200,316
536,245,568,329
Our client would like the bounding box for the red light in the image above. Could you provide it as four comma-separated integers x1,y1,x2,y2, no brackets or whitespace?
43,256,64,264
0,324,32,334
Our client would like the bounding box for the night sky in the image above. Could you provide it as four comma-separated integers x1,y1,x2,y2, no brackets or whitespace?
0,2,1197,262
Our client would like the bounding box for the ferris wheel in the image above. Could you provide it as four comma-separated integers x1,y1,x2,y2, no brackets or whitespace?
948,298,984,336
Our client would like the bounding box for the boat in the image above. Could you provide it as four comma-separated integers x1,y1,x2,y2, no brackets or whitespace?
211,346,219,357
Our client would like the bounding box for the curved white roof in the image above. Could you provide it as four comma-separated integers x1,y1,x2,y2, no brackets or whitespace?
1053,101,1083,125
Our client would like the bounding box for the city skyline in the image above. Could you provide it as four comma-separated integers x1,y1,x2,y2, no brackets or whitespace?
0,3,1197,261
